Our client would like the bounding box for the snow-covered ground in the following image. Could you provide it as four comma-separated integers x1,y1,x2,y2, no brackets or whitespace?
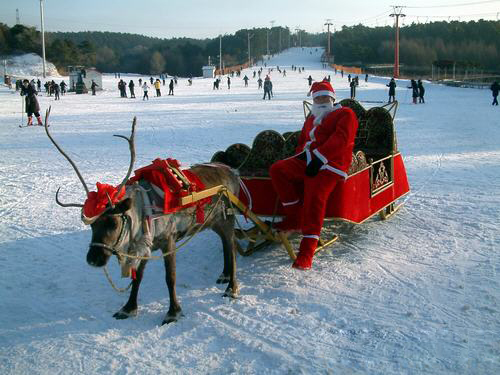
1,53,60,80
0,47,499,374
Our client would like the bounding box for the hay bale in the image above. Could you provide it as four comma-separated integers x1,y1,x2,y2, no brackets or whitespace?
225,143,251,169
239,130,285,176
339,99,366,121
364,107,394,155
210,150,228,165
282,131,301,158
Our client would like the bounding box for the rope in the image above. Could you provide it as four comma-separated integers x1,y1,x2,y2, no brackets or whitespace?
103,265,133,293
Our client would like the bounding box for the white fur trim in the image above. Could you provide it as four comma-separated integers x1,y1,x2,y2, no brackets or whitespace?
312,149,328,164
321,164,348,179
303,234,320,240
282,199,300,206
312,90,335,98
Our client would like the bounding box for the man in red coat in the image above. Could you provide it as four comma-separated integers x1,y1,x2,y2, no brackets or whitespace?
270,81,358,270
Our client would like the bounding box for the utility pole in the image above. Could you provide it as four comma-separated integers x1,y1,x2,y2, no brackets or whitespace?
324,19,333,59
390,6,405,78
39,0,47,78
16,8,20,24
247,30,254,66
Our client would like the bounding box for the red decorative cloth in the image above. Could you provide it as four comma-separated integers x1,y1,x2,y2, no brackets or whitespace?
83,182,126,218
128,158,210,223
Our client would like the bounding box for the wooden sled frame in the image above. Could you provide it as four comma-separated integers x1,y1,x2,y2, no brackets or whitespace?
181,184,345,261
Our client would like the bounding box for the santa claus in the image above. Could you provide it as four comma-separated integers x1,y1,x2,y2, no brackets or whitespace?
269,80,358,270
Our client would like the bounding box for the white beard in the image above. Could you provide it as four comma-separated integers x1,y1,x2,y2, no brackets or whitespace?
311,102,334,124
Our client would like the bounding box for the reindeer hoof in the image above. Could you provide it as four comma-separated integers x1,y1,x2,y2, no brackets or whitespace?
161,310,183,325
223,286,240,299
113,308,137,320
216,273,230,284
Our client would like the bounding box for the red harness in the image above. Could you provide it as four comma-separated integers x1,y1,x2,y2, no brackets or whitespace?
128,158,210,223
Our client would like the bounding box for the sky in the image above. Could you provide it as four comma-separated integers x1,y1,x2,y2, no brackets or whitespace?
1,0,499,39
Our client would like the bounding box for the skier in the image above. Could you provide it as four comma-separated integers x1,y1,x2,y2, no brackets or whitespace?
243,75,249,87
227,76,231,89
417,80,425,103
387,78,396,103
307,75,313,87
348,74,351,83
490,81,499,106
350,79,356,99
60,80,67,95
37,79,41,92
129,80,136,98
142,82,149,100
91,80,99,96
263,76,272,100
365,73,369,82
269,81,358,270
21,79,43,126
139,78,142,87
168,79,174,95
257,77,263,89
155,79,161,97
53,81,60,100
408,79,418,104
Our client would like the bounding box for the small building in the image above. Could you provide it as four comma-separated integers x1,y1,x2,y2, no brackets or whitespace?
202,65,215,78
68,66,102,94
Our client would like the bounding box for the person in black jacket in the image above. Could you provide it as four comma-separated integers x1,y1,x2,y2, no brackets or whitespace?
387,78,396,103
408,79,418,104
417,80,425,103
168,79,174,95
490,81,499,106
129,80,136,98
21,79,42,126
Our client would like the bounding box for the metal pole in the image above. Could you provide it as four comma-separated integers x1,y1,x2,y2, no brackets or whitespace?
324,20,333,57
39,0,46,78
390,6,405,78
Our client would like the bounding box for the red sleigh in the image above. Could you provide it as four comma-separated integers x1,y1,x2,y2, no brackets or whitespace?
206,100,410,259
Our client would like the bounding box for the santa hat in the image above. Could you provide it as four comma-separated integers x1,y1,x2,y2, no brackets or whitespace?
309,81,335,99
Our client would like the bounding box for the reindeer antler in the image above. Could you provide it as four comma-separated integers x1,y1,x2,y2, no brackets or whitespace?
44,106,90,198
55,187,84,208
114,116,137,196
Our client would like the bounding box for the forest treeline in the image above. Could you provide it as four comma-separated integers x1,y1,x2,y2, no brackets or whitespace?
1,20,499,76
332,20,500,71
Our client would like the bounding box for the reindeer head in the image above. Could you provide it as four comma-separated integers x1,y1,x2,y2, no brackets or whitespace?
45,110,139,268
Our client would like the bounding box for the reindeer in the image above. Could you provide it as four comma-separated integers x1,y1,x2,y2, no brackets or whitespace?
45,115,240,325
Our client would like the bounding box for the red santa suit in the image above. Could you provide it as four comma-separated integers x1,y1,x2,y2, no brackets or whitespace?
269,81,358,269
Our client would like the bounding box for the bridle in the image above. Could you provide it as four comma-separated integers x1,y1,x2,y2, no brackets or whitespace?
89,213,131,262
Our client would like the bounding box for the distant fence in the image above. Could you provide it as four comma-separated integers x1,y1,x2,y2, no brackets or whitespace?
331,64,363,75
215,62,250,76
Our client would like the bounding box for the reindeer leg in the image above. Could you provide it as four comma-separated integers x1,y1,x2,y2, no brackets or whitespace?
113,260,148,319
162,235,182,325
213,221,239,298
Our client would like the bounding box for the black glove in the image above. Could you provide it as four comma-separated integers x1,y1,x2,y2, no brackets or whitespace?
305,155,323,177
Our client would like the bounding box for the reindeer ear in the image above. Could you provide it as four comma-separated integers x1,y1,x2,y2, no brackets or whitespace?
115,198,133,213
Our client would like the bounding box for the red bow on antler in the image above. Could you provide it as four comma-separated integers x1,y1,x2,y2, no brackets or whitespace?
83,182,126,218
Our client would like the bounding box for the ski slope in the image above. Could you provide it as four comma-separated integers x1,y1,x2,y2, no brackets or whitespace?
0,47,499,374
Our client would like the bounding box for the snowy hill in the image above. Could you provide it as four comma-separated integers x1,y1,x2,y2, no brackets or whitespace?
0,47,499,374
1,53,60,79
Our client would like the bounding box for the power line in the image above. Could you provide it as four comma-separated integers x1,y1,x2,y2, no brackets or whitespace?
405,0,500,8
